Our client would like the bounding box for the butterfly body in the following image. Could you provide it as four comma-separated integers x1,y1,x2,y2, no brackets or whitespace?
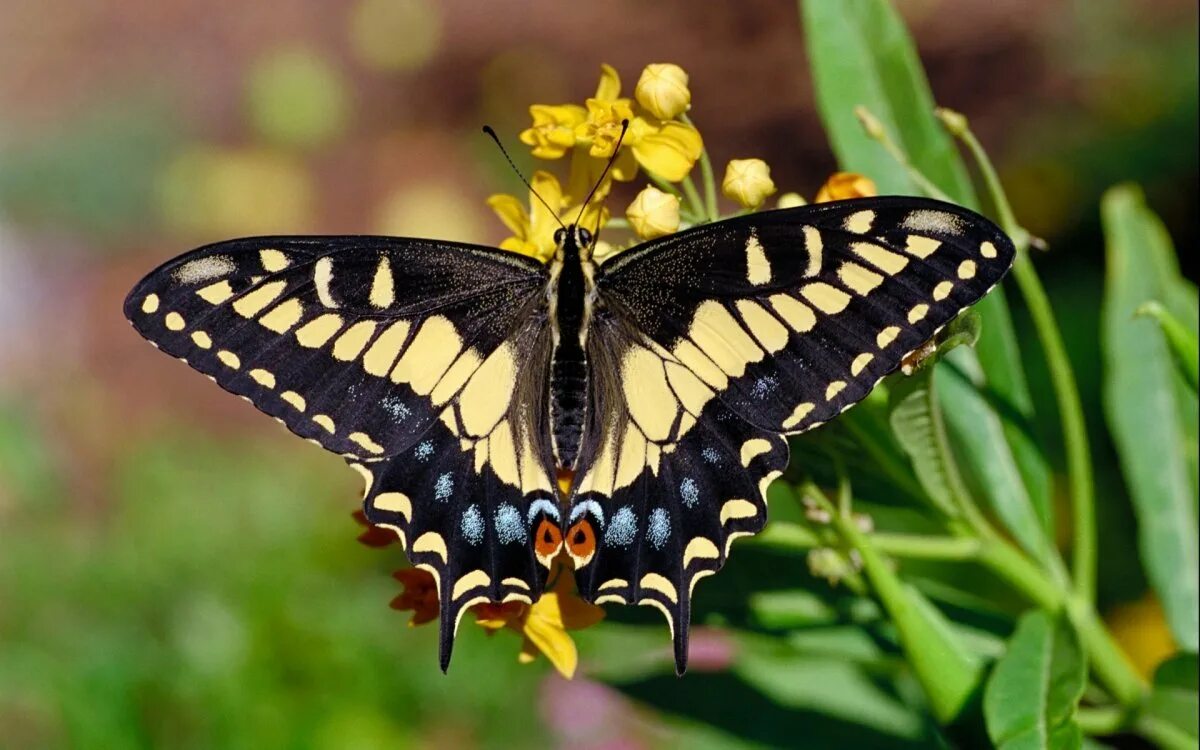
124,197,1015,674
548,226,595,468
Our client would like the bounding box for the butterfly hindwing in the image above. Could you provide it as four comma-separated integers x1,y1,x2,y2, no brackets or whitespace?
566,320,789,672
358,318,562,670
597,197,1016,434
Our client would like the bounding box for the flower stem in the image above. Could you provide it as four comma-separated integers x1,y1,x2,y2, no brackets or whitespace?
646,172,683,199
940,109,1098,606
680,175,708,223
682,114,720,221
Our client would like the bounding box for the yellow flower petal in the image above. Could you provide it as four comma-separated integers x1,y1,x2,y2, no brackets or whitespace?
578,97,637,159
486,193,530,238
519,104,587,159
635,63,691,120
594,63,621,101
632,120,703,182
626,185,680,239
722,158,777,209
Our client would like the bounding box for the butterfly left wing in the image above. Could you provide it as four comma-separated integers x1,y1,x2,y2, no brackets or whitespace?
565,317,789,674
124,235,562,671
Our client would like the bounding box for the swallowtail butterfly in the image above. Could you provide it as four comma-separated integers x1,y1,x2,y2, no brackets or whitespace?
125,192,1014,673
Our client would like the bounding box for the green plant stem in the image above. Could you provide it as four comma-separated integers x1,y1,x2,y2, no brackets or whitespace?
680,175,708,222
754,521,983,561
948,116,1098,606
1136,713,1197,750
682,114,720,221
1065,597,1146,708
646,172,683,199
976,535,1146,705
1076,705,1126,735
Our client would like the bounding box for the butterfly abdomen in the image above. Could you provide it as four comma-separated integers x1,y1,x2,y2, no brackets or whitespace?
550,344,588,468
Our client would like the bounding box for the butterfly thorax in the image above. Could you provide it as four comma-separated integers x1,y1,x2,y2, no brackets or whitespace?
548,227,594,469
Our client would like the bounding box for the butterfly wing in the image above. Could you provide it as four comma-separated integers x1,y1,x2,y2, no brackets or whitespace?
565,317,788,674
595,197,1016,434
125,236,561,669
570,197,1015,672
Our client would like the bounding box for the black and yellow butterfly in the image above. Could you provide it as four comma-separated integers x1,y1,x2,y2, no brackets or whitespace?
124,196,1014,673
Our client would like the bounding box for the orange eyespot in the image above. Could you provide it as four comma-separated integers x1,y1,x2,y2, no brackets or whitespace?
535,519,563,559
565,519,597,563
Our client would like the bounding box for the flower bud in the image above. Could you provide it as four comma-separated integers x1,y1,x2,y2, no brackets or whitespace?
814,172,878,203
634,63,691,120
626,185,680,239
776,192,807,209
722,158,776,209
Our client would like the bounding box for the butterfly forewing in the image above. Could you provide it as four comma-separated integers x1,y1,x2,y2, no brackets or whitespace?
597,197,1016,435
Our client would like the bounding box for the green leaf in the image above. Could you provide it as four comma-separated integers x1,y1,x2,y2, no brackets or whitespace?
801,0,1053,543
1136,301,1199,393
801,0,974,197
940,351,1059,571
1101,184,1199,650
888,364,968,518
984,611,1086,750
1144,653,1199,742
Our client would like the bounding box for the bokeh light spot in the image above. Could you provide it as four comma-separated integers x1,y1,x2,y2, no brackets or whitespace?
348,0,441,72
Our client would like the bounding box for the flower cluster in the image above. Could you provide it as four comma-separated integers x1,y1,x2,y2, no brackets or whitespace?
489,62,880,261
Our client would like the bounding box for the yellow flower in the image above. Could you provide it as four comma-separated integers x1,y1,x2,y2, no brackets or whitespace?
487,171,608,263
635,63,691,120
519,104,587,159
815,172,878,202
776,191,807,209
573,64,703,183
626,185,680,239
474,562,605,678
722,158,776,209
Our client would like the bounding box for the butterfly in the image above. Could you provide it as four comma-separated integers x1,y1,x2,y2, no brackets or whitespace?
124,194,1014,674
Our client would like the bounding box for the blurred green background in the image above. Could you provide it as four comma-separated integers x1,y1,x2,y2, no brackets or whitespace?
0,1,1195,747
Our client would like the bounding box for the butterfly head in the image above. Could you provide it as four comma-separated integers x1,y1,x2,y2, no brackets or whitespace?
553,226,593,259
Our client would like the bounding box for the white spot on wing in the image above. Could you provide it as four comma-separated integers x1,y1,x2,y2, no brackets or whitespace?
461,504,484,545
494,503,526,544
646,508,670,550
680,477,700,507
605,506,637,547
434,472,454,502
173,255,236,285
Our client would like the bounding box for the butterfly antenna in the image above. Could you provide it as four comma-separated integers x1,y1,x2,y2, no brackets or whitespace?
482,125,566,230
575,119,629,227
